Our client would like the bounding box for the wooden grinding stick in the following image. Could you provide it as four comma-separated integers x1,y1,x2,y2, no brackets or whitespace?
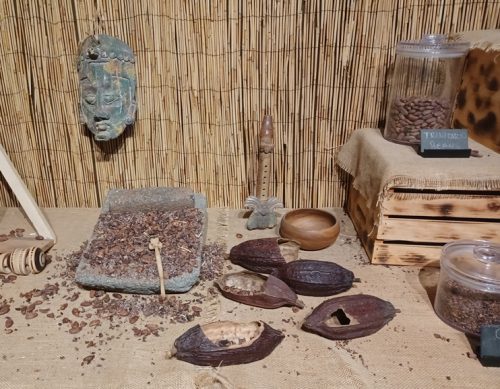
27,246,46,274
0,252,11,274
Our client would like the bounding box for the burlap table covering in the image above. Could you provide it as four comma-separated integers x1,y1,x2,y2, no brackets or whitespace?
337,128,500,215
1,207,499,388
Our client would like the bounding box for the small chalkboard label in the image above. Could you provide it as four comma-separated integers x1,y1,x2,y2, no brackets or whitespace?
420,129,468,152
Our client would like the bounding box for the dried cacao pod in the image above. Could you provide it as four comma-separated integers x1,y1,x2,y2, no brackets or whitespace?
170,320,284,366
302,294,397,340
272,259,354,296
229,237,300,273
215,271,304,309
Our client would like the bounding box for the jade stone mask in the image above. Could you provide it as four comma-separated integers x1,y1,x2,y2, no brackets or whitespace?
77,35,136,141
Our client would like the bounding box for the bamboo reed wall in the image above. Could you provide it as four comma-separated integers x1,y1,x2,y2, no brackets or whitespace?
0,1,499,208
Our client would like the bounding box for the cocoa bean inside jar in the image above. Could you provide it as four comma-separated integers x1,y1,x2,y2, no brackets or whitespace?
434,241,500,337
385,96,451,144
383,34,469,145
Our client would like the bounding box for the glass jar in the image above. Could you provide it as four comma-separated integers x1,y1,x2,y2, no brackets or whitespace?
384,34,469,145
434,240,500,337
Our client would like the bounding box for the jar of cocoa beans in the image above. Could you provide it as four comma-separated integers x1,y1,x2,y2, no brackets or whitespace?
384,34,469,145
434,240,500,337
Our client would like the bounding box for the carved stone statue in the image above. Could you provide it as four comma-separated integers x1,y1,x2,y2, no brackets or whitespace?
77,35,137,141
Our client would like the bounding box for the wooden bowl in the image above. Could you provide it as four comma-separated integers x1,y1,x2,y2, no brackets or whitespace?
279,209,340,251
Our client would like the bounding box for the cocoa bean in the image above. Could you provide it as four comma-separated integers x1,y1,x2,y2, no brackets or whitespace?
0,304,10,315
25,311,38,320
5,317,13,328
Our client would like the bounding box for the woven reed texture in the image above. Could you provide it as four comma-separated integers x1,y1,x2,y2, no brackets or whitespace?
0,1,498,208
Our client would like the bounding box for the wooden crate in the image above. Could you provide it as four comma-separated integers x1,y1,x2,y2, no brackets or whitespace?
347,186,500,266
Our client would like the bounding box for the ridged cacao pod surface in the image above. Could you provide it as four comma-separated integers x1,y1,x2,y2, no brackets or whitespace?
272,259,355,296
302,294,397,340
170,320,284,366
229,237,300,273
215,271,304,309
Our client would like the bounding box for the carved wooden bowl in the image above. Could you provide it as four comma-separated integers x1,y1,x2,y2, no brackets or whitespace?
279,209,340,251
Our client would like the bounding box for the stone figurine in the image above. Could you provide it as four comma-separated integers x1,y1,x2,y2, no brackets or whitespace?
77,35,137,141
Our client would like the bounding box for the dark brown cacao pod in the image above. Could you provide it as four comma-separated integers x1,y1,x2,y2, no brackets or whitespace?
170,320,284,366
215,271,304,309
302,294,397,340
272,259,354,296
229,237,300,273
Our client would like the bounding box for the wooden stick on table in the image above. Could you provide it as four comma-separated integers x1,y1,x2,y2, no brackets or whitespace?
149,237,166,297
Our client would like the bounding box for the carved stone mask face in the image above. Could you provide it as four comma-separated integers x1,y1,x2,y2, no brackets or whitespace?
78,35,136,141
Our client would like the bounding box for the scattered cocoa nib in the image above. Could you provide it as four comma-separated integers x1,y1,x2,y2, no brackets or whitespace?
1,238,226,347
199,242,227,281
25,311,38,320
81,355,95,365
89,319,101,328
0,304,11,315
69,322,82,334
4,317,13,328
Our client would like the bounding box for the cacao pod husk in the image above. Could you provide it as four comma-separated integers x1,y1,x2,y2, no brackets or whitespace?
170,320,284,366
229,237,300,273
272,259,354,296
302,294,397,340
215,271,304,309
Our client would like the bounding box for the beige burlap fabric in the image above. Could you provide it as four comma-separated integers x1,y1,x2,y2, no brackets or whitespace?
336,128,500,214
451,29,500,51
1,207,499,388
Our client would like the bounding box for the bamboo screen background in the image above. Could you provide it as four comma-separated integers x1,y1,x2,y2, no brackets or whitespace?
0,1,498,208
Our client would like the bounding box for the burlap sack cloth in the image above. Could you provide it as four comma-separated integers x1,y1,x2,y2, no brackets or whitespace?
337,128,500,221
1,207,499,388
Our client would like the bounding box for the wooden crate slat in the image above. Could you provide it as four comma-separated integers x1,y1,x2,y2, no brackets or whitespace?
347,185,500,266
378,217,500,243
382,191,500,219
372,241,442,266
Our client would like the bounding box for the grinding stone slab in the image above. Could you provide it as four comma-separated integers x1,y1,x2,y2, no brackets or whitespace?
75,187,207,294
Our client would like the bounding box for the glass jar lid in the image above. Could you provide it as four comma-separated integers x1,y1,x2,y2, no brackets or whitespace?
441,240,500,292
397,34,470,59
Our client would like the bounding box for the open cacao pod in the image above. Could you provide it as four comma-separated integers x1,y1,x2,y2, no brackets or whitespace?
215,271,304,309
272,259,355,296
229,237,300,273
170,320,284,366
302,294,398,340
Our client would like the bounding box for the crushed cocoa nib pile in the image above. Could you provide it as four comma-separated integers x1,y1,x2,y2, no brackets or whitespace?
2,240,226,363
199,242,226,281
83,208,203,278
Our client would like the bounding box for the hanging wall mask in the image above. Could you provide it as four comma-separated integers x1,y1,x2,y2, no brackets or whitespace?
77,35,137,141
